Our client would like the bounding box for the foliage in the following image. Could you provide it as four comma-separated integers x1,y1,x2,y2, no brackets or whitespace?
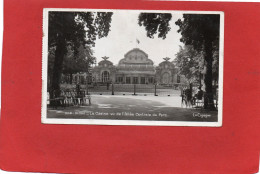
63,45,95,75
138,13,172,39
138,13,220,109
48,12,113,51
175,44,219,84
212,41,219,82
175,14,220,51
175,14,220,109
48,11,113,95
175,45,204,83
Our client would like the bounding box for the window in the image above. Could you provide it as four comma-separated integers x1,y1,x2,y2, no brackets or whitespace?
133,77,138,84
117,77,123,83
80,76,85,84
162,72,170,84
74,76,78,83
177,75,180,83
141,77,145,84
126,77,131,84
148,77,154,84
101,71,110,82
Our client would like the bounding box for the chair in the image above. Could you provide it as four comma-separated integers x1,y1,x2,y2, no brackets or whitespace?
193,90,204,109
83,94,91,106
70,91,81,105
79,91,91,106
62,90,74,106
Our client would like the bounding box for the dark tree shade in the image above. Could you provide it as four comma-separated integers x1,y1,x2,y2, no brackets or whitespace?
48,11,113,97
138,13,172,39
138,13,220,110
63,45,95,76
176,14,220,109
175,14,220,51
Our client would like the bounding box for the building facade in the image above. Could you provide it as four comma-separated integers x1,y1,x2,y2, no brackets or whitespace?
91,48,185,85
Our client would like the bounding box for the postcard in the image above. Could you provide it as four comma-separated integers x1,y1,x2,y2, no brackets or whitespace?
42,8,224,126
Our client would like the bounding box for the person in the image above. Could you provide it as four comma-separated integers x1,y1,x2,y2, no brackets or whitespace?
76,83,80,96
180,86,186,107
192,86,204,106
196,86,204,100
185,88,192,106
181,87,192,107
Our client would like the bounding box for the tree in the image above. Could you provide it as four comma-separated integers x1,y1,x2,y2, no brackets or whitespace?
139,13,220,109
138,13,172,39
62,45,95,84
175,14,219,109
175,45,204,84
48,11,113,97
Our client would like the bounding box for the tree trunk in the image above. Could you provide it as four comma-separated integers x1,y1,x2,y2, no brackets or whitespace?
199,73,202,88
50,36,66,99
70,73,73,84
204,40,216,110
189,83,193,97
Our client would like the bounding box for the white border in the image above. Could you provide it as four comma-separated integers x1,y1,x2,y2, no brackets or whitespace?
42,8,224,127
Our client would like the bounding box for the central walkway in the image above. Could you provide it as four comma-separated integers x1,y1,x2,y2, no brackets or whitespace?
93,95,182,108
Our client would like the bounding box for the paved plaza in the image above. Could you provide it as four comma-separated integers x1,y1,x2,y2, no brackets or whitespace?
47,95,218,122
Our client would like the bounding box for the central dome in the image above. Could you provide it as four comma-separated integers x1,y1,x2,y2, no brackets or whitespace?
118,48,154,65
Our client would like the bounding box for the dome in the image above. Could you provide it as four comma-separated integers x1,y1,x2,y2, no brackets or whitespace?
98,56,113,67
118,48,154,65
158,58,175,69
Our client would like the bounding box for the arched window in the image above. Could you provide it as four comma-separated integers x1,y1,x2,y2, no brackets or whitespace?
101,71,110,82
177,75,181,83
162,72,170,84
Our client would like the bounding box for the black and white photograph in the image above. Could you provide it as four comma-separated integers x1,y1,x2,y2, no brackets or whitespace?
42,9,224,126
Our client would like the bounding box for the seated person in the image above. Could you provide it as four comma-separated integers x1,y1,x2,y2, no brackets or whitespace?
194,86,204,100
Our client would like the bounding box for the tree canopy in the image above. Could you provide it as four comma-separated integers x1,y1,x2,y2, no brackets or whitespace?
138,13,172,39
48,11,113,95
175,45,204,84
48,12,113,51
175,14,220,51
138,13,220,109
175,45,219,85
62,45,95,75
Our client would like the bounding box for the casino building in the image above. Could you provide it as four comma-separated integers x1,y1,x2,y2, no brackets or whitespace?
91,48,185,85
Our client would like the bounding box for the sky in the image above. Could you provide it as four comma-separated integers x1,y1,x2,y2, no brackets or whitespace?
93,10,184,66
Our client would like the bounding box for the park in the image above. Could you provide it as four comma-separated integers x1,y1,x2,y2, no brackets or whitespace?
45,10,221,124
